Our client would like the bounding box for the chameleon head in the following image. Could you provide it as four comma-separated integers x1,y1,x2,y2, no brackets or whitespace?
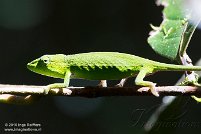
27,54,68,78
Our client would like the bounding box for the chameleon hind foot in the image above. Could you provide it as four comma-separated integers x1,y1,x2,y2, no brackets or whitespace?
98,80,107,87
137,83,159,97
137,83,159,96
149,83,159,97
135,67,159,96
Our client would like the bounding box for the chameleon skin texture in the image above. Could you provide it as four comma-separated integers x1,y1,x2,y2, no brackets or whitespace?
27,52,201,80
68,52,143,80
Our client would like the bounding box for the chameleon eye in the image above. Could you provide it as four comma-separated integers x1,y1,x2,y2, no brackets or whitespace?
41,57,50,64
43,59,49,63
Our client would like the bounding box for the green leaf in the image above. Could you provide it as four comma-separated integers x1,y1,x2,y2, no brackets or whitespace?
148,0,199,60
162,0,185,20
148,19,186,60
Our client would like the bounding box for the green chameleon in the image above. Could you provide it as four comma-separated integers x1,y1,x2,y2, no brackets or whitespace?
27,52,201,96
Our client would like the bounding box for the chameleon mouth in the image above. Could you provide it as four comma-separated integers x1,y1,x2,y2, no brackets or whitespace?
27,59,39,71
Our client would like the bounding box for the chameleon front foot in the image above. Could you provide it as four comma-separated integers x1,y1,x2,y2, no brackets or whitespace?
44,86,50,94
43,83,67,94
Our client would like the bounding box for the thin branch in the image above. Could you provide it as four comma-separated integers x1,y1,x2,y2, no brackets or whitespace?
1,84,201,104
0,84,201,97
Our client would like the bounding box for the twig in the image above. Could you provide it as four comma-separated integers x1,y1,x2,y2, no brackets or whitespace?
0,84,201,97
1,84,201,104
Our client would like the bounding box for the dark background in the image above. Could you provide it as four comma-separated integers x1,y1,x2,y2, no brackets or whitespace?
0,0,201,133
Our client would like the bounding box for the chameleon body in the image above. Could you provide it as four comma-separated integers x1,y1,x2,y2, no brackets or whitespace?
27,52,201,96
